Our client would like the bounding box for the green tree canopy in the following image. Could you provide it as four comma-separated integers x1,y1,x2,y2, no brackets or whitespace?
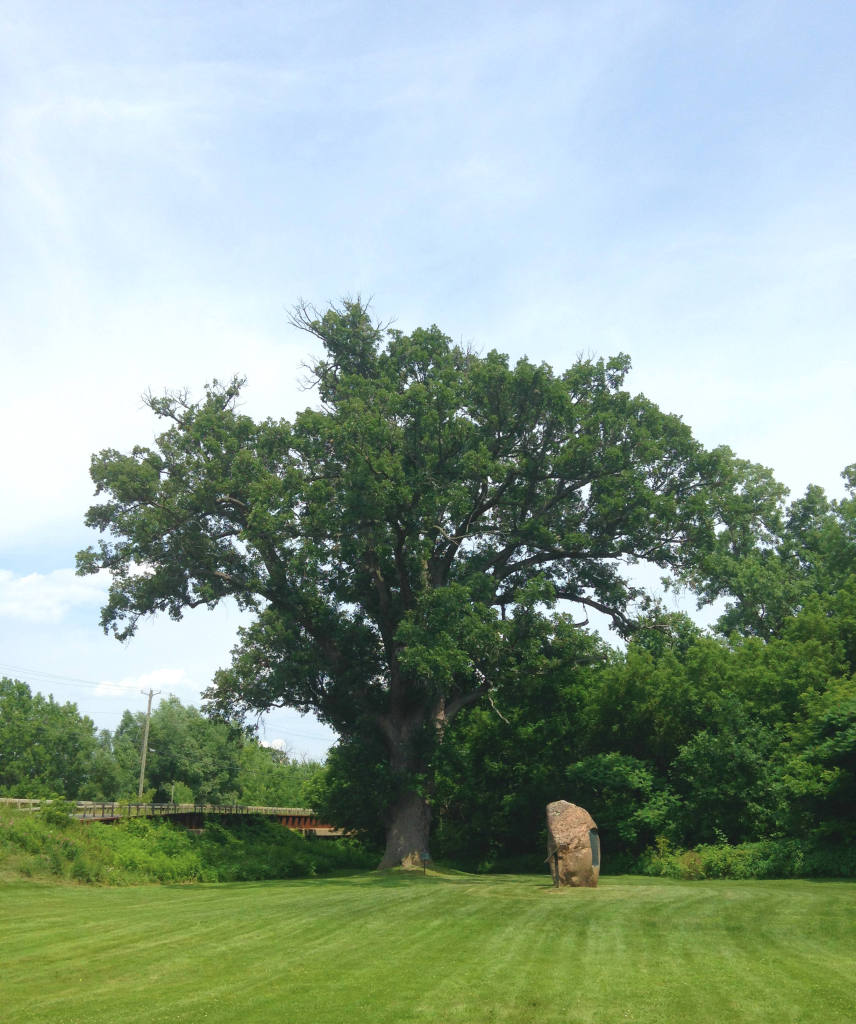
77,300,782,866
111,696,244,804
686,467,856,640
236,742,323,809
0,678,97,799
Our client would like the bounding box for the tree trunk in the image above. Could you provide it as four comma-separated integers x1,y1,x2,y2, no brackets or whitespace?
378,788,432,869
376,698,446,870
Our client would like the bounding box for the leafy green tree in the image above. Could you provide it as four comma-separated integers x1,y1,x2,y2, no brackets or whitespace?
429,614,604,866
783,676,856,842
153,697,243,803
769,582,856,841
306,734,391,851
431,608,834,863
77,300,781,867
0,678,97,798
111,696,243,803
78,729,127,801
668,710,780,844
235,741,324,808
690,468,856,640
107,710,149,798
564,752,672,850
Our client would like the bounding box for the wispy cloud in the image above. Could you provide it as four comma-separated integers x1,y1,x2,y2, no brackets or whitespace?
95,666,195,698
0,568,108,623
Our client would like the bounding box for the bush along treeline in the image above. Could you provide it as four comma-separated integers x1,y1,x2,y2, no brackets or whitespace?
0,685,324,808
314,471,856,879
0,801,375,884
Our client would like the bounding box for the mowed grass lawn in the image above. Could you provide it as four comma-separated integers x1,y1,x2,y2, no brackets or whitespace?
1,872,854,1024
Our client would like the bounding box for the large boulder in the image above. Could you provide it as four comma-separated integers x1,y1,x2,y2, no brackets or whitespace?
545,800,600,887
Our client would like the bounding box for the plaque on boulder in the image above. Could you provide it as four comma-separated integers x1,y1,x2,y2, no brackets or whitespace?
545,800,600,888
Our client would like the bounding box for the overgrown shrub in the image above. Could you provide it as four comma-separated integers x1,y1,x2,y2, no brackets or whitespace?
192,816,375,881
40,799,77,827
638,835,856,879
0,804,374,884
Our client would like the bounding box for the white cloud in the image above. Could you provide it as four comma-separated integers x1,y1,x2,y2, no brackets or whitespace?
260,737,288,752
95,667,195,699
0,568,109,623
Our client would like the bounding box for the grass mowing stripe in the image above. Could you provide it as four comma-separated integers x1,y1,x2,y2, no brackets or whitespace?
1,874,854,1024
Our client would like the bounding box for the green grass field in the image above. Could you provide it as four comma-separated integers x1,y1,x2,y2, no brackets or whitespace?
1,872,854,1024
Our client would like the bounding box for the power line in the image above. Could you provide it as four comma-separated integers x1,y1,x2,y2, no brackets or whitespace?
0,660,336,743
0,661,111,690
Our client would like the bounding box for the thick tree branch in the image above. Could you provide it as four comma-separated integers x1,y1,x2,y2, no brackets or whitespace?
444,682,490,723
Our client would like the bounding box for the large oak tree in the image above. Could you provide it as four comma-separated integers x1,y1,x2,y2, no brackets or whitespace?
78,301,780,866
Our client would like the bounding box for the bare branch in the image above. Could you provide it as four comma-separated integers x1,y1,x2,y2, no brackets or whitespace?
487,691,510,724
216,495,250,512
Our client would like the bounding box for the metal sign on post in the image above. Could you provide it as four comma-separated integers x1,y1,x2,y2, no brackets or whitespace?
421,850,431,876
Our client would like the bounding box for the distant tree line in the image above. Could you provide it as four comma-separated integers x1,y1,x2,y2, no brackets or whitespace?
0,685,323,809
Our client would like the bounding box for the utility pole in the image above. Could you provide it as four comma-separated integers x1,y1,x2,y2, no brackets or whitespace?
137,688,160,799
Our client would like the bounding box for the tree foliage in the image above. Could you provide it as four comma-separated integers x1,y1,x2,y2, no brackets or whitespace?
76,300,783,865
236,742,323,808
0,685,323,809
0,679,97,799
689,467,856,639
110,696,244,803
8,444,856,866
429,576,856,867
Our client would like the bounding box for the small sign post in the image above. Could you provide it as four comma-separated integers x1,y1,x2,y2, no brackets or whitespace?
421,850,431,876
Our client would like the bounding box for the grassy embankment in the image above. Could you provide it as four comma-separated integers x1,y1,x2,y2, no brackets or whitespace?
2,872,855,1024
0,802,374,883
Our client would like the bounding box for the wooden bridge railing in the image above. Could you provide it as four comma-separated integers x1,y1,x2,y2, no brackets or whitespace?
72,801,321,820
0,798,340,833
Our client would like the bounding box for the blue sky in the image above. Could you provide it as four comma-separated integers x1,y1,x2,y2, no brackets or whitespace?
1,0,854,757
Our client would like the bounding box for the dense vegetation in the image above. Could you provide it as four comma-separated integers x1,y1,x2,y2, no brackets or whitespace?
0,683,323,808
5,489,856,879
4,501,855,880
316,469,856,875
4,468,856,877
0,801,373,884
424,594,856,871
